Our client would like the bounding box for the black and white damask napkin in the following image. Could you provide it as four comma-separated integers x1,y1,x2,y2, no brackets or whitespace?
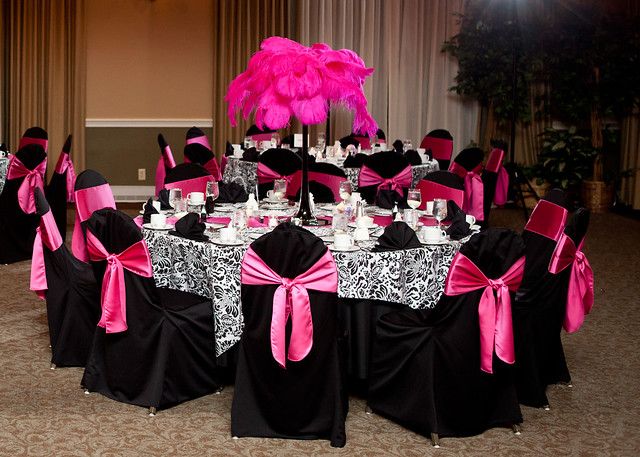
373,221,421,252
169,213,208,242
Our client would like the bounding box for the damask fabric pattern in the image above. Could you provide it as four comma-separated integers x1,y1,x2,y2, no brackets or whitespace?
0,157,8,196
222,157,439,194
143,228,460,357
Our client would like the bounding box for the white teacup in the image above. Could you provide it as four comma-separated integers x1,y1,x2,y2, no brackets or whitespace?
465,215,476,226
353,227,370,241
187,191,205,205
350,192,362,205
220,226,237,242
150,213,167,228
420,226,447,242
356,215,374,228
334,233,354,249
232,144,242,157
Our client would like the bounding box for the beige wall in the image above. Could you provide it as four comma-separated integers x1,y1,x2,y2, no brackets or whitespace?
86,0,213,120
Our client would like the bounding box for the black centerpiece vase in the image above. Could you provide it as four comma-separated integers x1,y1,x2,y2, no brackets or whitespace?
294,124,317,225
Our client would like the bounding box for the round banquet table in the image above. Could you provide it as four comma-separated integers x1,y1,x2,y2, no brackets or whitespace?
141,203,468,357
0,156,9,196
222,156,439,194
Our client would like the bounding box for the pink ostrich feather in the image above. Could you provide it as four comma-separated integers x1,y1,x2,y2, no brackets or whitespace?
225,36,377,136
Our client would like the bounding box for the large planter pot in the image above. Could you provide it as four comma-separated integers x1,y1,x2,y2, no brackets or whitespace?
522,180,550,209
581,180,614,213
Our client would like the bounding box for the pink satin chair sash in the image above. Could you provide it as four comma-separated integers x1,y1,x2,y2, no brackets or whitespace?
164,175,216,196
444,253,526,374
54,152,76,202
353,136,371,150
85,230,153,334
358,165,412,196
449,162,484,222
72,184,116,262
420,137,453,160
241,247,338,368
155,145,176,195
548,234,594,333
186,135,211,149
30,209,64,299
486,149,508,206
250,133,273,143
19,137,48,151
524,200,568,241
7,156,47,214
308,171,347,202
257,162,300,187
417,180,465,209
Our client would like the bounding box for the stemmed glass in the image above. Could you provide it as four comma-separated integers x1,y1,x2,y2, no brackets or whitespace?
271,132,280,148
232,209,248,239
339,180,352,204
205,181,219,216
316,132,326,151
168,188,183,213
403,139,413,152
273,179,287,201
406,188,422,229
433,198,447,231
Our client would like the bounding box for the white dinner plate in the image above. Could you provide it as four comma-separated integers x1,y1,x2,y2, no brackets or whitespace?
328,244,360,252
214,206,236,213
419,238,450,245
139,209,173,216
205,222,226,229
209,237,245,246
263,197,288,204
142,223,174,231
262,203,290,210
347,222,379,230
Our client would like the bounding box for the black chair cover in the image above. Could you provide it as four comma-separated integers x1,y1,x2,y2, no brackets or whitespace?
452,147,484,172
256,148,301,200
246,124,276,137
359,151,411,209
343,152,367,168
405,149,422,165
423,170,465,190
292,162,346,204
34,188,100,367
184,143,214,167
45,135,73,241
420,129,453,170
231,223,347,447
81,208,220,410
512,192,573,407
339,134,360,149
0,144,47,263
368,229,524,439
164,162,211,185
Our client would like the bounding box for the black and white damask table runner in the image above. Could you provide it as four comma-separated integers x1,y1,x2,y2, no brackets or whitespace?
143,228,460,356
0,157,8,196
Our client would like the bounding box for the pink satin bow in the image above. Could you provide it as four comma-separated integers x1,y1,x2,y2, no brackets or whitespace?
30,209,63,300
548,233,594,333
493,166,509,206
524,200,568,241
358,165,412,196
450,162,484,222
155,145,177,196
19,137,48,151
444,253,525,374
85,230,153,333
241,247,338,368
257,162,300,188
72,184,117,262
7,156,47,214
54,152,76,203
186,135,211,149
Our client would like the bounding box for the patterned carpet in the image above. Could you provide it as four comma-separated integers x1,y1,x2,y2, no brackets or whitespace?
0,208,638,456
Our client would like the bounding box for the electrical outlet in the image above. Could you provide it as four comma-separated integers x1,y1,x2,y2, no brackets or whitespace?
138,168,146,181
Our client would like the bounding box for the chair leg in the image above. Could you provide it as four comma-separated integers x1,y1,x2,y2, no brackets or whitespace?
562,380,573,388
83,388,90,395
50,363,56,370
365,405,373,415
148,407,157,417
430,432,440,448
542,404,550,411
512,424,522,435
215,386,224,395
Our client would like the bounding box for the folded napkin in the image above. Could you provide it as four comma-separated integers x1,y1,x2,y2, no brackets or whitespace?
445,202,471,240
142,198,159,224
217,181,248,203
444,200,464,222
405,149,422,165
225,141,234,156
169,212,208,242
158,189,172,210
242,147,260,162
373,221,421,252
392,139,404,154
375,190,409,210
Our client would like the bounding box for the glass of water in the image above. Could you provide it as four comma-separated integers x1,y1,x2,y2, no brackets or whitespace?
433,198,448,231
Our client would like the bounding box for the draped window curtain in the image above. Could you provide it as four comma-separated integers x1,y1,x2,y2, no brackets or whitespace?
1,0,86,174
212,0,290,156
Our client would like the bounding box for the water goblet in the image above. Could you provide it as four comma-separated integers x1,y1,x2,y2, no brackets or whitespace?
433,198,448,231
407,188,422,210
339,180,352,203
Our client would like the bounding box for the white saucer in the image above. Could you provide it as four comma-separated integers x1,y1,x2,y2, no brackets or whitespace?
263,204,289,210
214,206,236,213
347,222,379,230
263,197,288,204
328,244,360,252
139,209,172,216
209,237,245,246
247,232,266,240
205,222,226,229
420,238,449,245
142,223,174,231
470,224,481,231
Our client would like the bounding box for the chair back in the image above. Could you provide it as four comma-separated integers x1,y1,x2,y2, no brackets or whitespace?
46,135,75,240
449,147,485,221
416,171,464,209
481,148,507,223
183,143,220,180
19,126,49,152
164,163,216,196
72,170,116,262
358,151,411,206
256,148,301,199
420,129,453,170
288,162,346,203
155,134,176,195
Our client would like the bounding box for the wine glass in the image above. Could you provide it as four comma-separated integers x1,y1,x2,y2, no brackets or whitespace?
273,179,287,201
232,209,248,236
403,139,413,152
316,132,326,151
168,188,182,211
205,181,219,215
407,188,422,210
433,198,447,231
339,180,352,203
271,132,280,148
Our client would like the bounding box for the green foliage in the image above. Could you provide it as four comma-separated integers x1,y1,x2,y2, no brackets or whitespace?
530,127,597,190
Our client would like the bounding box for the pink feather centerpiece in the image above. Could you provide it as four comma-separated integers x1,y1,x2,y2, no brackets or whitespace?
226,37,378,224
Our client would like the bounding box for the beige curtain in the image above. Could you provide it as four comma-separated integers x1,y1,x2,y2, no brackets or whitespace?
620,113,640,209
3,0,86,174
292,0,477,150
212,0,289,157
